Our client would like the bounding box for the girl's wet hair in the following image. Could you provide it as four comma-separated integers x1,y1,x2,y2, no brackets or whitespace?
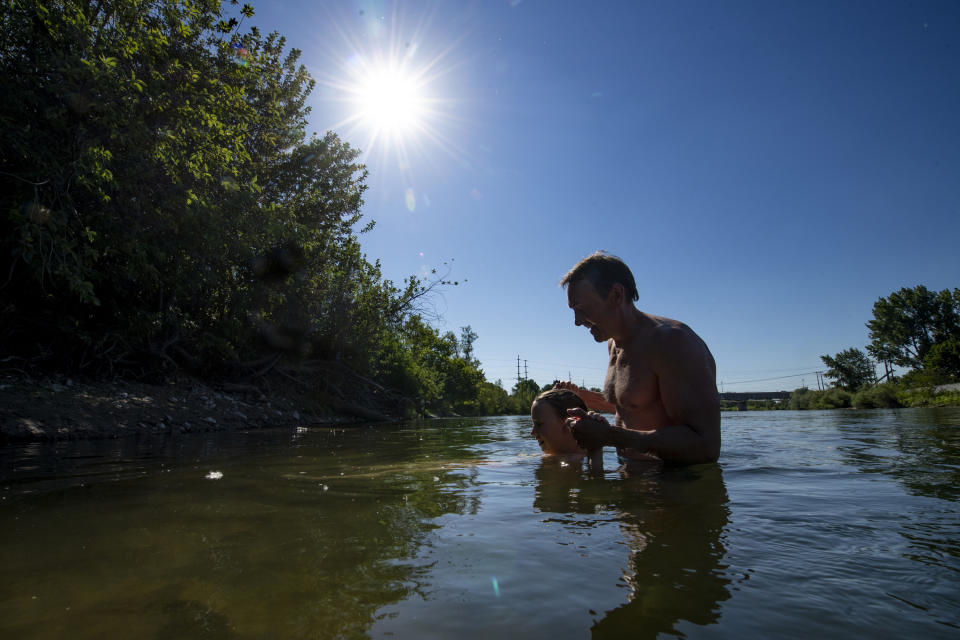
532,388,587,415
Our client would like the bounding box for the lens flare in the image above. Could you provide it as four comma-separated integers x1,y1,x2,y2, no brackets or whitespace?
317,9,470,181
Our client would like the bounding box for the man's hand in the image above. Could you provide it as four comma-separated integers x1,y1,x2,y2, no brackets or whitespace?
553,380,580,393
566,407,614,450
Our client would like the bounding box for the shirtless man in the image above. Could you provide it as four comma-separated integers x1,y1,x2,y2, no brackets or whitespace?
556,252,720,464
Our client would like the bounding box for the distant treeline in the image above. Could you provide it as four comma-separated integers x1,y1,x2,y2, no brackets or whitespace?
722,384,960,411
725,284,960,411
0,0,530,417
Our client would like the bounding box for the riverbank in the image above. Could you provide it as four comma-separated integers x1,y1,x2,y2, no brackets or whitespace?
721,382,960,411
0,372,364,443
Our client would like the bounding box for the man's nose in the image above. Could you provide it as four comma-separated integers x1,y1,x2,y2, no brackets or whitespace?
573,311,584,326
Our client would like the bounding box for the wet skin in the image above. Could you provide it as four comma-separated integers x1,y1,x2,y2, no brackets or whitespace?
561,279,721,464
530,400,584,456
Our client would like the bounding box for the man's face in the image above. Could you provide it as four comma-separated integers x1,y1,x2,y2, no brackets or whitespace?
566,279,612,342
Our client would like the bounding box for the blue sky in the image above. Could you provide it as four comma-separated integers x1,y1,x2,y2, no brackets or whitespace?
250,0,960,392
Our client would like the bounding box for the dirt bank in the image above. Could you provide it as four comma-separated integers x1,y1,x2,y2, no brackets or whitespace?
0,372,364,443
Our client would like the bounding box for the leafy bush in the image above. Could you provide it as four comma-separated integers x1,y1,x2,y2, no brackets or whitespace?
790,388,812,410
809,388,853,409
791,387,852,410
897,387,960,408
852,383,902,409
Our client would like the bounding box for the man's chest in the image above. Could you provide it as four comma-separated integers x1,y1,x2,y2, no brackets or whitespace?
603,348,659,410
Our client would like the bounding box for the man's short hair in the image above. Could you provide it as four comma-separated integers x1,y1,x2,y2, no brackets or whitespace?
560,251,639,302
532,388,588,415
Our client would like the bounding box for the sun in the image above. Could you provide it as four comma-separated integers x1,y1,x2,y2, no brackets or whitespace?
317,14,468,179
355,65,426,139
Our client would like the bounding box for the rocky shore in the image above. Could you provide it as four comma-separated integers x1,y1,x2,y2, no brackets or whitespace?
0,373,361,443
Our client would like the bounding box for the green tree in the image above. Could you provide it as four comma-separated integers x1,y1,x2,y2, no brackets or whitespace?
477,380,509,415
0,0,423,382
820,348,875,391
510,378,541,414
458,325,478,363
0,0,502,417
866,286,960,371
443,357,485,414
924,338,960,382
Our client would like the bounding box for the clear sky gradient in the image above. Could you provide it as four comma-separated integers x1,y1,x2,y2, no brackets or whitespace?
250,0,960,392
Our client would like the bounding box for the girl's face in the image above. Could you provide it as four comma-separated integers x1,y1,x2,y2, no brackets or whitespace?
530,401,584,455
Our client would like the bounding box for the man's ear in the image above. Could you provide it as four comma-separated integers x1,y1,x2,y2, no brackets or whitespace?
610,282,624,305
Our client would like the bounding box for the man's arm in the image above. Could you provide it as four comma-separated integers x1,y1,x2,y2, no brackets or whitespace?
553,381,616,414
638,329,720,462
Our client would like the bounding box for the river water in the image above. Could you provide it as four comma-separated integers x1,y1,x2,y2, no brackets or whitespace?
1,409,958,639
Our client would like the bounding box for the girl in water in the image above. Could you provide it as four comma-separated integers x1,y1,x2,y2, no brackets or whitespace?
530,388,603,468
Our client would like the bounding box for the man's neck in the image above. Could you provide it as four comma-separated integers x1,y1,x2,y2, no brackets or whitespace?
610,306,648,348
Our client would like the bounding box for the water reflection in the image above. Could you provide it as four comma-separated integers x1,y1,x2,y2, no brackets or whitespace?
533,459,731,639
833,408,960,606
836,409,960,502
0,424,491,639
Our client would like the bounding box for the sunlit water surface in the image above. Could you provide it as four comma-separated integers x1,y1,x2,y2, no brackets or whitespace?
1,410,958,639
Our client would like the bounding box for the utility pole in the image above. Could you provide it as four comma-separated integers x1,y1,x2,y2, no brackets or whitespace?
524,360,528,379
516,355,521,387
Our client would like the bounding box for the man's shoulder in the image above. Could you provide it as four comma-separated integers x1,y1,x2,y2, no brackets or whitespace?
648,318,709,362
649,316,696,344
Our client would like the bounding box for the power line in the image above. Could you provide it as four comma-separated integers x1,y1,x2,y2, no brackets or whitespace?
723,370,822,386
482,356,607,370
717,365,824,374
